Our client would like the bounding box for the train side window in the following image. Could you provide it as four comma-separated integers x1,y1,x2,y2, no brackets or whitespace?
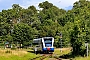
36,45,40,47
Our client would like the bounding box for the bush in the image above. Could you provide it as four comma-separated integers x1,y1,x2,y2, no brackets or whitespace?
5,50,12,53
11,47,16,50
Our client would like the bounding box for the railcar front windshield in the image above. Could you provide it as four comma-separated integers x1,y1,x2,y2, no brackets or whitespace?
44,38,52,47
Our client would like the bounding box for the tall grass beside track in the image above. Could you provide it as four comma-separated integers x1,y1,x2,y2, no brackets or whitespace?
53,48,71,55
0,48,39,60
74,56,90,60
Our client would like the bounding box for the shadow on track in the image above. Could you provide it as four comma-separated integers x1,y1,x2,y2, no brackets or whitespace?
27,50,53,54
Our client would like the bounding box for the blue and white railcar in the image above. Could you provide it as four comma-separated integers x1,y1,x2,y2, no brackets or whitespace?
42,37,54,52
33,37,54,53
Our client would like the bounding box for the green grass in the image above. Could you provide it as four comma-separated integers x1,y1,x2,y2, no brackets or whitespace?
0,53,39,60
74,56,90,60
0,53,38,60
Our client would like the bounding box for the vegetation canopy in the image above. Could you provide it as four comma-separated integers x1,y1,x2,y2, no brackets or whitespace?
0,0,90,56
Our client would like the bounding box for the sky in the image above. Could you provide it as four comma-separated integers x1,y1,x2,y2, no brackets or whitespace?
0,0,79,12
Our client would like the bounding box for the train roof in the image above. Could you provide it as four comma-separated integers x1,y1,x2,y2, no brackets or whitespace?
33,37,54,43
33,38,42,43
33,38,42,41
42,37,54,39
43,37,53,38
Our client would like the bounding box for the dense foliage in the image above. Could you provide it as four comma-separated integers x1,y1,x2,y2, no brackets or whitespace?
0,0,90,56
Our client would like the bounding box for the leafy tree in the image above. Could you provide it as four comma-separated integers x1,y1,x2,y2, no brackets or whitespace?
28,5,37,14
12,23,38,46
38,1,66,23
39,1,53,9
38,19,59,37
70,19,87,56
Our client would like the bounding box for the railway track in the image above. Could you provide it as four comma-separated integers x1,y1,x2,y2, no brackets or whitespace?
30,54,51,60
30,54,62,60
